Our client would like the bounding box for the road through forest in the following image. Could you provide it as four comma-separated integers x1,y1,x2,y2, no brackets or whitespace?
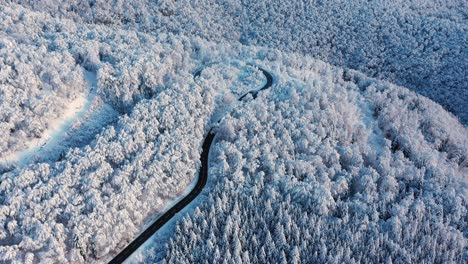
109,65,274,263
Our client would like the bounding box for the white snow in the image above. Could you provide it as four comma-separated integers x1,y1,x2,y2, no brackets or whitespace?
0,94,86,164
0,70,106,167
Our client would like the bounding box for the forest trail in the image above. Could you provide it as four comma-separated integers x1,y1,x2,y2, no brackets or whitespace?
0,70,96,168
109,65,274,264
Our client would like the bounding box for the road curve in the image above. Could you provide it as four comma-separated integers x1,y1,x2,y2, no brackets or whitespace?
109,65,273,264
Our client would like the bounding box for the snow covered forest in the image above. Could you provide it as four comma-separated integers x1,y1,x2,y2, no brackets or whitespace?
0,1,466,263
8,0,468,124
0,32,87,159
158,58,467,263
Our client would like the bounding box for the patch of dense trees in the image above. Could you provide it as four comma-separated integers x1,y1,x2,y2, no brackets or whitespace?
159,58,467,263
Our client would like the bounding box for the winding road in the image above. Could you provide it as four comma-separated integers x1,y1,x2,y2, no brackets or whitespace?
109,65,273,264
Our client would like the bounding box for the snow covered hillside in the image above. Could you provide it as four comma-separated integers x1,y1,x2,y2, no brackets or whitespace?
0,1,466,263
8,0,468,124
144,51,468,264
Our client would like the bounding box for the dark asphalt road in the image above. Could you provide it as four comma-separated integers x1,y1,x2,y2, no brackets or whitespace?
109,65,273,264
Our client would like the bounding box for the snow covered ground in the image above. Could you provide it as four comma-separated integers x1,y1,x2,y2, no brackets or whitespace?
0,1,466,263
0,94,87,164
0,69,118,172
